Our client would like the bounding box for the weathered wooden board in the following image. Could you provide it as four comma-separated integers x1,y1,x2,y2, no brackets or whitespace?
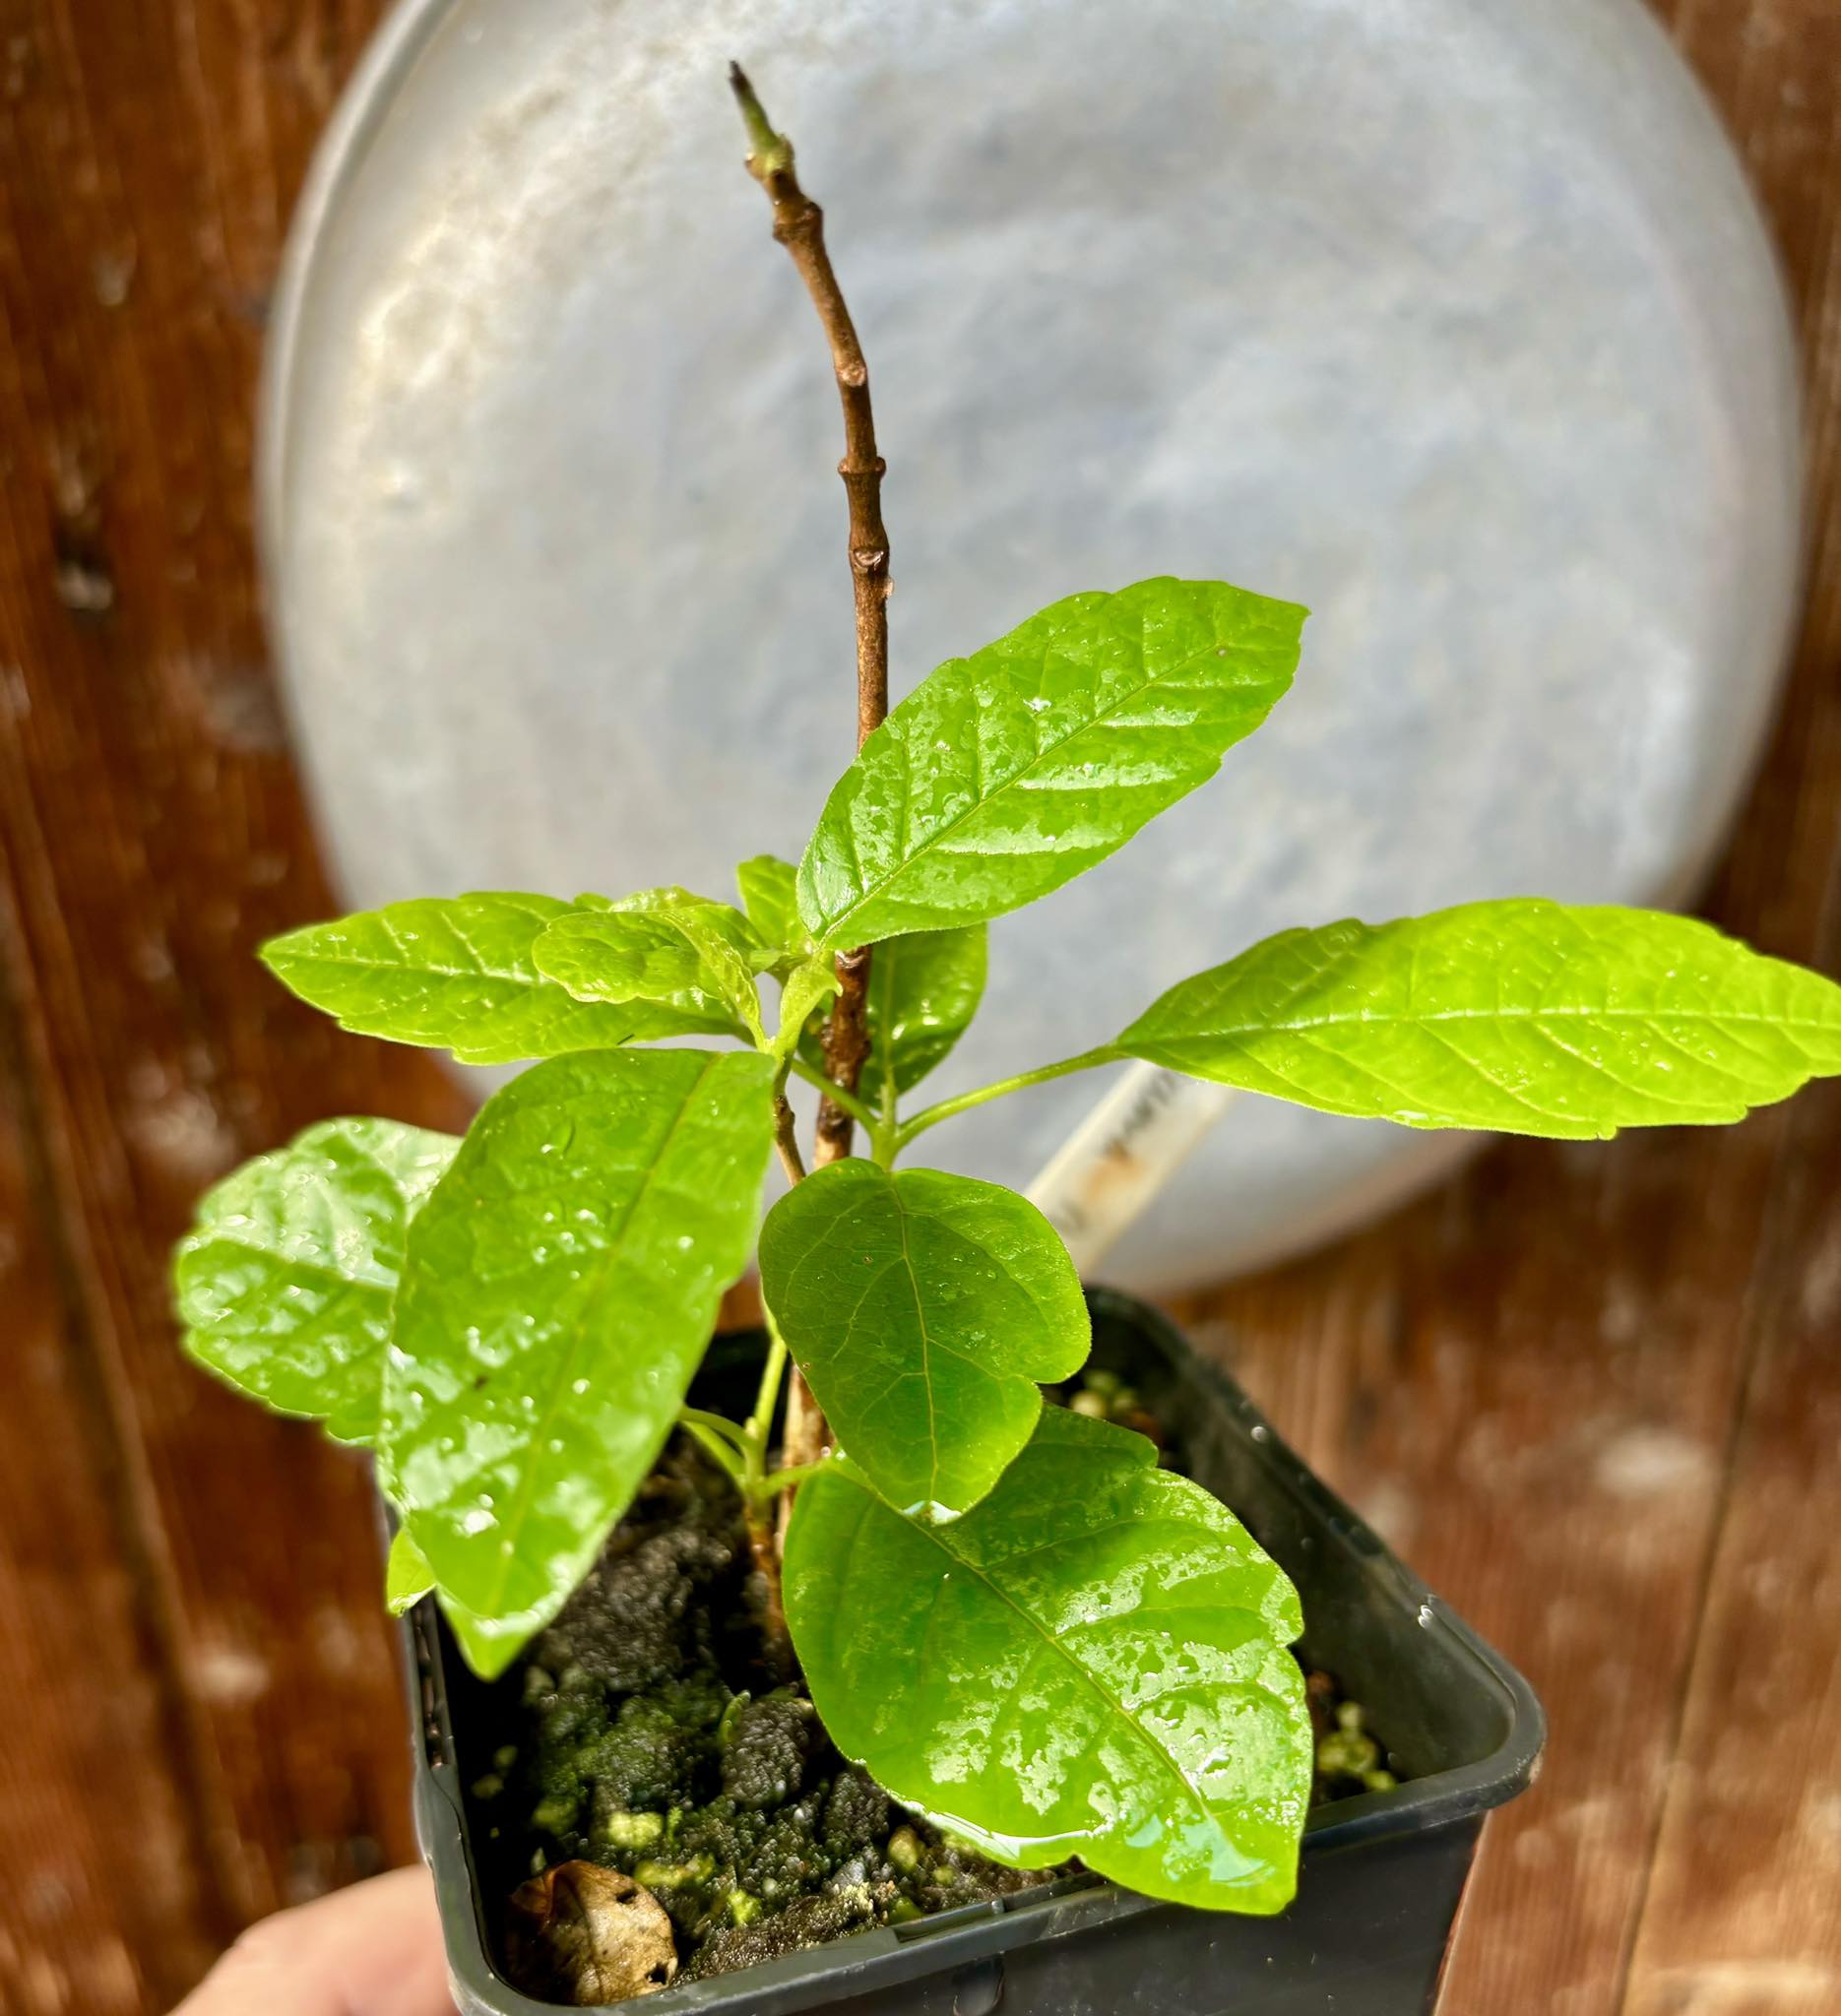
0,5,468,2007
1179,7,1841,2009
1617,13,1841,2010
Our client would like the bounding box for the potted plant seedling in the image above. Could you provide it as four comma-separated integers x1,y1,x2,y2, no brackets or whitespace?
176,68,1841,2015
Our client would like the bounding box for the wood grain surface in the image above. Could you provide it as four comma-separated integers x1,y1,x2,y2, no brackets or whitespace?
0,3,1835,2012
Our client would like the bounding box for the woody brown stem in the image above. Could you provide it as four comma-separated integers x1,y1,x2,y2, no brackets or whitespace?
744,1502,794,1677
771,1085,806,1186
811,947,871,1167
731,63,892,1490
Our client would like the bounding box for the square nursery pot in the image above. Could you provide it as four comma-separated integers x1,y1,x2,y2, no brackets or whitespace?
401,1289,1543,2016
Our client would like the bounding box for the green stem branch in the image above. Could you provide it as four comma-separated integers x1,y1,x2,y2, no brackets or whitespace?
895,1045,1123,1151
787,1053,877,1132
745,1325,789,1459
678,1416,748,1488
753,1458,830,1501
680,1406,753,1454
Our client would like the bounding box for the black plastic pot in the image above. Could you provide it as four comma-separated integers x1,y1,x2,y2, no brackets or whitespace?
402,1289,1543,2015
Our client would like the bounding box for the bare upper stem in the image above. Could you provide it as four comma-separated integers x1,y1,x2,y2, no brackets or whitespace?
731,62,892,1483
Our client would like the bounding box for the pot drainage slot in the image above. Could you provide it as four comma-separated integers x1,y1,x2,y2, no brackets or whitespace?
952,1957,1005,2015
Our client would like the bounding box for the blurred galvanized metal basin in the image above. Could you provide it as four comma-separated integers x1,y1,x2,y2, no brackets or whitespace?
261,0,1801,1291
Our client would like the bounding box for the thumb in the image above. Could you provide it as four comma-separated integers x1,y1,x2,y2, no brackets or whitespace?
172,1866,456,2016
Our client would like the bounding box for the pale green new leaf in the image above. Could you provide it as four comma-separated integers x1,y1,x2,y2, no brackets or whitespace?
773,956,841,1060
797,578,1303,949
735,854,812,972
759,1163,1088,1517
1120,900,1841,1138
536,906,767,1047
175,1117,458,1444
383,1048,775,1675
582,886,780,975
785,1407,1312,1913
262,893,731,1064
385,1527,435,1616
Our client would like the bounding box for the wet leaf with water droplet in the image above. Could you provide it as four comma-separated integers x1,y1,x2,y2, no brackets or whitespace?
761,1163,1088,1517
174,1116,458,1443
797,578,1303,948
384,1048,776,1675
535,904,767,1047
856,924,987,1099
1120,900,1841,1137
578,884,780,974
262,892,736,1064
784,1407,1311,1912
734,853,813,974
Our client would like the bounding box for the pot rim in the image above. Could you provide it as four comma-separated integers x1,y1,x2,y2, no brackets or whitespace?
399,1285,1543,2014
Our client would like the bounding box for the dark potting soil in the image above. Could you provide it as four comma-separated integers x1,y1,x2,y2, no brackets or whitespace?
468,1381,1404,1999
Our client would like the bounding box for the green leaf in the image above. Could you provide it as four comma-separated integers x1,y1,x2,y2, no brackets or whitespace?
535,906,767,1047
865,926,987,1099
773,955,841,1060
583,886,779,974
1119,900,1841,1139
385,1527,435,1616
383,1048,775,1675
736,854,813,970
759,1163,1088,1517
262,893,731,1065
174,1117,458,1445
784,1407,1311,1913
797,579,1303,949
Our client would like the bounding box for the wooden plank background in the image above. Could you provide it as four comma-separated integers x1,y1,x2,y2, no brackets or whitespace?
0,3,1835,2011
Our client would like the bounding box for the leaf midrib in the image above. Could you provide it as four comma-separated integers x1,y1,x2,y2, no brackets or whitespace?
816,632,1274,946
884,1475,1244,1858
1150,1002,1840,1039
192,1239,392,1298
890,1195,942,1506
274,946,545,986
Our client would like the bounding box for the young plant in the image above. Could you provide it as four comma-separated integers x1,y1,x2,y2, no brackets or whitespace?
174,70,1841,1923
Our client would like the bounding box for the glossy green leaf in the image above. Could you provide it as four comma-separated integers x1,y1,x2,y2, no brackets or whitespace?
735,854,812,971
535,906,767,1046
797,579,1303,949
385,1527,435,1616
175,1117,458,1444
583,886,779,974
262,893,730,1064
759,1163,1089,1517
773,956,841,1060
865,926,987,1099
383,1048,776,1675
1120,900,1841,1139
784,1407,1311,1912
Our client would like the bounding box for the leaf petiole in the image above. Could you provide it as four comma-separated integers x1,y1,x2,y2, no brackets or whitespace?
786,1053,878,1131
871,1078,901,1169
680,1406,755,1456
755,1457,830,1500
679,1416,750,1488
895,1045,1123,1151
